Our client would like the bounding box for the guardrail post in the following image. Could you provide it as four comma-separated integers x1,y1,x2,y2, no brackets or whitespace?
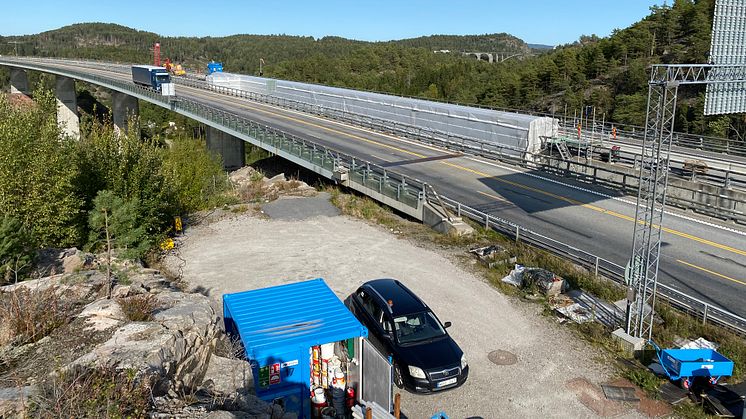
702,304,709,325
515,226,520,242
485,215,490,229
457,202,462,217
594,256,599,277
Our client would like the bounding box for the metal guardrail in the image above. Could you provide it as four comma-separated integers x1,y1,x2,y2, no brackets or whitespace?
435,195,746,336
3,57,746,337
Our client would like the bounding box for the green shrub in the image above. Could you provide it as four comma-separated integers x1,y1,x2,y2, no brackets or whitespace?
118,294,159,322
0,286,77,346
77,117,173,240
0,89,84,247
88,190,149,260
30,366,152,418
160,137,230,213
0,215,34,284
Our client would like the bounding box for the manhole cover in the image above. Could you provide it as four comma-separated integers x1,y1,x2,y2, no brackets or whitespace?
488,350,517,366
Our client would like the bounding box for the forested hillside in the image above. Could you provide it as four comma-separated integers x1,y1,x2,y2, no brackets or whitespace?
2,0,743,141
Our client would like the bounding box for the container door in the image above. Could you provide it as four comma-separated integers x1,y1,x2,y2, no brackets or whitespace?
253,348,308,418
360,337,392,412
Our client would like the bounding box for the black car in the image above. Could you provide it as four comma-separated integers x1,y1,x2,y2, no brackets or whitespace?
344,279,468,393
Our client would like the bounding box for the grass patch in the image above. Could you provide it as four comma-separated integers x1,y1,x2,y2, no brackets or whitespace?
327,188,410,230
0,286,77,346
230,204,250,214
623,367,663,394
118,294,159,322
30,365,152,418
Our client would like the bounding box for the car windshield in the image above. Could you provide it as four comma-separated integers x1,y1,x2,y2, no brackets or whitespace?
393,311,446,344
156,74,170,83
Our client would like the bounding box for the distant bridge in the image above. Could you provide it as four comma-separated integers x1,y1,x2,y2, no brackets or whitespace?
461,51,530,63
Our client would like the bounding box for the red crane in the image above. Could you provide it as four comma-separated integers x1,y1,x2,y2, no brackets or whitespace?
152,42,161,67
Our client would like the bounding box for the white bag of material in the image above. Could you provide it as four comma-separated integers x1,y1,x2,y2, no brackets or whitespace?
501,264,525,287
680,337,719,350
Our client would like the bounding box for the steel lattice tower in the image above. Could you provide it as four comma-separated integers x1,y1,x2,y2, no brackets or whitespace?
626,79,678,340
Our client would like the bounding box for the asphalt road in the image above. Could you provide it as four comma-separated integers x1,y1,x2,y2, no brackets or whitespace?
8,59,746,320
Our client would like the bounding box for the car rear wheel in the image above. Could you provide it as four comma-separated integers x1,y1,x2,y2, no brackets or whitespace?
393,362,404,389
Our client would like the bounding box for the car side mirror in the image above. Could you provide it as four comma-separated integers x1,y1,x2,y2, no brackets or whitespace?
443,321,452,329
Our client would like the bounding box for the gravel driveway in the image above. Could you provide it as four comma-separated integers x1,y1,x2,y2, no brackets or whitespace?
166,195,645,418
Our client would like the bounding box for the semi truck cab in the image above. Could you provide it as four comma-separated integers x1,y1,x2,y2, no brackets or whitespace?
131,65,171,92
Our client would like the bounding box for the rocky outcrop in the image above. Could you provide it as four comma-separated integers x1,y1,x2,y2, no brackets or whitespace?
33,247,97,277
1,250,297,418
73,290,220,395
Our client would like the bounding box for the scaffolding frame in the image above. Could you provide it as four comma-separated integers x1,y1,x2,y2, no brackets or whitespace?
626,64,746,340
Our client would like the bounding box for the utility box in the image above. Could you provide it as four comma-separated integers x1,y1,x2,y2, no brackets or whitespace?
223,279,369,419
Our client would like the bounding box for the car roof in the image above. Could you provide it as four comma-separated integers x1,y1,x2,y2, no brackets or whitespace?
362,279,427,316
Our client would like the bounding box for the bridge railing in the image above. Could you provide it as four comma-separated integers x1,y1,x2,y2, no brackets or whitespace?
3,57,746,337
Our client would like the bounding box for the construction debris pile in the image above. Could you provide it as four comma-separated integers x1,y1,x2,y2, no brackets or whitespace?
500,264,566,296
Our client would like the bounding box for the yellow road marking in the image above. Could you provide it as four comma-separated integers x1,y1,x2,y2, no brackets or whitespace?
677,260,746,287
184,84,746,258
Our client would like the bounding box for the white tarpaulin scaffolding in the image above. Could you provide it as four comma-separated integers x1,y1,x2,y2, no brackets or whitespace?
207,72,558,156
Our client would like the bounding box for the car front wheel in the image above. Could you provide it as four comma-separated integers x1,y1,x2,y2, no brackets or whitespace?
393,362,404,389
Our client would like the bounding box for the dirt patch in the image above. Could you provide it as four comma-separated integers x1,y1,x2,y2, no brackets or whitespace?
566,377,632,417
164,195,646,418
603,378,673,418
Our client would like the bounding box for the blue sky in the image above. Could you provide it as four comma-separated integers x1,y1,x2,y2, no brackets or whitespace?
2,0,662,45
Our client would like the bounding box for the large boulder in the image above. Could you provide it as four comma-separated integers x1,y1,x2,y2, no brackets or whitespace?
202,355,254,396
33,247,96,277
70,290,220,395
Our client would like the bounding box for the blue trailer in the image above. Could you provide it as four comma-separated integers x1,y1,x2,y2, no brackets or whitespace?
207,61,223,74
651,341,734,389
223,279,369,419
131,65,171,92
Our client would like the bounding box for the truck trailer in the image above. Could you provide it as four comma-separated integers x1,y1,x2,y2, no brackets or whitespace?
131,65,171,92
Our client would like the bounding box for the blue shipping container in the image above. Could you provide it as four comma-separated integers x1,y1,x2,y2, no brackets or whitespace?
207,61,223,74
223,279,368,418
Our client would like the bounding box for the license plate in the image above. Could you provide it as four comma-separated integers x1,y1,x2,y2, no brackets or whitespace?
437,377,457,387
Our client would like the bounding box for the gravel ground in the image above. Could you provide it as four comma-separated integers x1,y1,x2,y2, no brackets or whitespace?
165,196,646,419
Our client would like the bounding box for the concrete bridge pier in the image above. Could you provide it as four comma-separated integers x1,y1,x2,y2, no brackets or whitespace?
55,76,79,139
206,126,245,171
112,91,139,135
9,68,29,95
